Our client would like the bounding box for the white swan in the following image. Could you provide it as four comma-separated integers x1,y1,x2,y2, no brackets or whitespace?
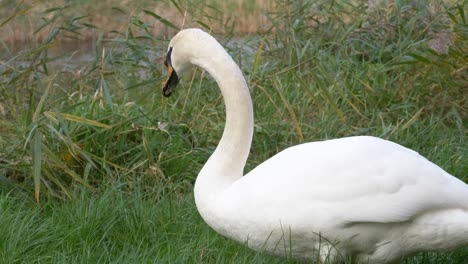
162,28,468,263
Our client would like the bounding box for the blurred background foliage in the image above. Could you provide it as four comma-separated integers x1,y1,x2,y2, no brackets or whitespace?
0,0,466,203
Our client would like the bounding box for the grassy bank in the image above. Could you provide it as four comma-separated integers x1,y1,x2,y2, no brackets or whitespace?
1,186,468,263
0,186,291,263
1,0,467,262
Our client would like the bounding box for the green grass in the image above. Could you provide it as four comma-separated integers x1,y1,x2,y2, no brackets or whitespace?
0,0,467,262
0,186,292,263
1,185,468,263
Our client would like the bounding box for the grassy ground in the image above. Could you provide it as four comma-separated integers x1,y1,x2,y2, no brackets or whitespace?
1,0,467,263
0,186,291,263
1,186,468,263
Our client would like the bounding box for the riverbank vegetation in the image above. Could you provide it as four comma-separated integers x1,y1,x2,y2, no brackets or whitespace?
1,0,467,262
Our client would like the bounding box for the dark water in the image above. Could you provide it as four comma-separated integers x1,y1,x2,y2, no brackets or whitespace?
0,35,259,75
1,40,96,70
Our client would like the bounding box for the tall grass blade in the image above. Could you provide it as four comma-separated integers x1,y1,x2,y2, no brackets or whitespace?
32,79,50,122
32,130,42,204
457,4,465,24
143,10,180,30
320,84,346,124
274,78,304,142
111,7,126,15
44,112,112,129
408,53,432,64
43,7,65,14
252,40,264,74
102,78,113,110
0,0,28,28
169,0,184,15
124,78,158,90
41,145,95,191
45,28,60,44
401,107,424,130
142,131,155,165
196,20,212,31
43,167,72,199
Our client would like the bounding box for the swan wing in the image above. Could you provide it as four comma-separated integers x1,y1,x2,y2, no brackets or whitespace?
229,136,468,224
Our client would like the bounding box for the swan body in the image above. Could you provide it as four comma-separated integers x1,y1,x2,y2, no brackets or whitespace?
162,28,468,263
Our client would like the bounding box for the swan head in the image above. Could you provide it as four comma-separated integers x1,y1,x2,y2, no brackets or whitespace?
162,28,222,97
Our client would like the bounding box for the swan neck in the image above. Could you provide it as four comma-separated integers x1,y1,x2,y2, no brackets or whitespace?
194,46,253,195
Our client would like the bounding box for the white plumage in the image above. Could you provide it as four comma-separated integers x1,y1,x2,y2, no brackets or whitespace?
162,28,468,263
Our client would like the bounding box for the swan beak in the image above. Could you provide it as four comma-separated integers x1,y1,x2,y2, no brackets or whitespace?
163,65,179,97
